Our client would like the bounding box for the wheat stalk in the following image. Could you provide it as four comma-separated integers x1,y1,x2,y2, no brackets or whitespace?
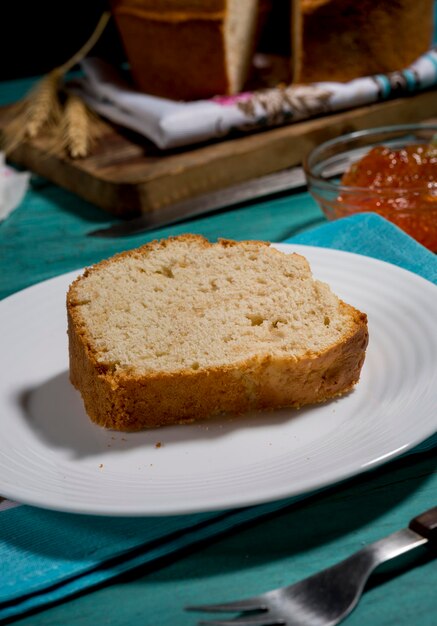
54,94,105,159
2,69,63,153
57,11,111,76
63,95,90,159
25,70,63,138
1,11,110,157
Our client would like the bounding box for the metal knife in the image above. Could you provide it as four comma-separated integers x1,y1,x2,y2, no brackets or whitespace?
88,166,307,238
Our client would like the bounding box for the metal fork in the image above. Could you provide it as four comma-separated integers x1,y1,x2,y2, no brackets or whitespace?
186,506,436,626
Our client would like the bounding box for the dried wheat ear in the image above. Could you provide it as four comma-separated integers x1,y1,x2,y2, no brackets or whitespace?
1,12,110,159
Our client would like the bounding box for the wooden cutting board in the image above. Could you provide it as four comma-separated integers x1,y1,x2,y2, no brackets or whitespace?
1,90,436,218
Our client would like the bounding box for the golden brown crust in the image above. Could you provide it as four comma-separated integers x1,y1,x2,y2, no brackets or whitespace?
68,237,368,431
110,0,227,19
109,0,266,99
110,1,238,99
112,13,230,99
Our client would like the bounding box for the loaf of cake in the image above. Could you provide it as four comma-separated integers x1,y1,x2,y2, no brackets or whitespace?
110,0,266,100
67,235,368,431
110,0,434,99
292,0,434,84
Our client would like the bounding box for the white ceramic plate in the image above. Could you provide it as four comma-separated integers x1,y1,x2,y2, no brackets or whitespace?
1,245,436,516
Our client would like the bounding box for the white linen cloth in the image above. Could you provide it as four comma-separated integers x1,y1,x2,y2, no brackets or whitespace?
70,49,437,150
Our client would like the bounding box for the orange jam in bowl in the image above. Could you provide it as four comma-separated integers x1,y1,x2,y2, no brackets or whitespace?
338,144,437,251
304,125,437,252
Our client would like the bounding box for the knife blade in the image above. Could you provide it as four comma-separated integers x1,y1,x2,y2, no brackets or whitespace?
88,167,307,238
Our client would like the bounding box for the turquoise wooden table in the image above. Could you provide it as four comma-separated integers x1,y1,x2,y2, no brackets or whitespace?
0,79,436,626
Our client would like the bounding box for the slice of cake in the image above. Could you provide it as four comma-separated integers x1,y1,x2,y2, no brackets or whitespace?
67,235,368,430
291,0,434,84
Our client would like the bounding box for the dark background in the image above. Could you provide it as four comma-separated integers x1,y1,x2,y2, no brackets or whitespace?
0,0,125,80
0,0,293,81
1,1,435,82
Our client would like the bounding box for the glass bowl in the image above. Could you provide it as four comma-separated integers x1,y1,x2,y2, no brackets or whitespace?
303,124,437,251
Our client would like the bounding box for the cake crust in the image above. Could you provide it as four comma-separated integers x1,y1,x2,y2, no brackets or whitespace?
292,0,434,84
110,0,261,99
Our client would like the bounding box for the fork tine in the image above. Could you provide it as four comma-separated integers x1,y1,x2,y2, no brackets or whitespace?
186,598,268,613
197,615,281,626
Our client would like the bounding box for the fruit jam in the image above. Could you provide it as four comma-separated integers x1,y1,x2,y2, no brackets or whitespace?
337,144,437,251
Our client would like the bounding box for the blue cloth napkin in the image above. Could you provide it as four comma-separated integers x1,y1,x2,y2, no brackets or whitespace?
1,213,436,622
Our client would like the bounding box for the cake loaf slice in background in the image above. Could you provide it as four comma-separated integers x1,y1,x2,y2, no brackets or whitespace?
67,235,368,431
110,0,266,99
291,0,434,84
